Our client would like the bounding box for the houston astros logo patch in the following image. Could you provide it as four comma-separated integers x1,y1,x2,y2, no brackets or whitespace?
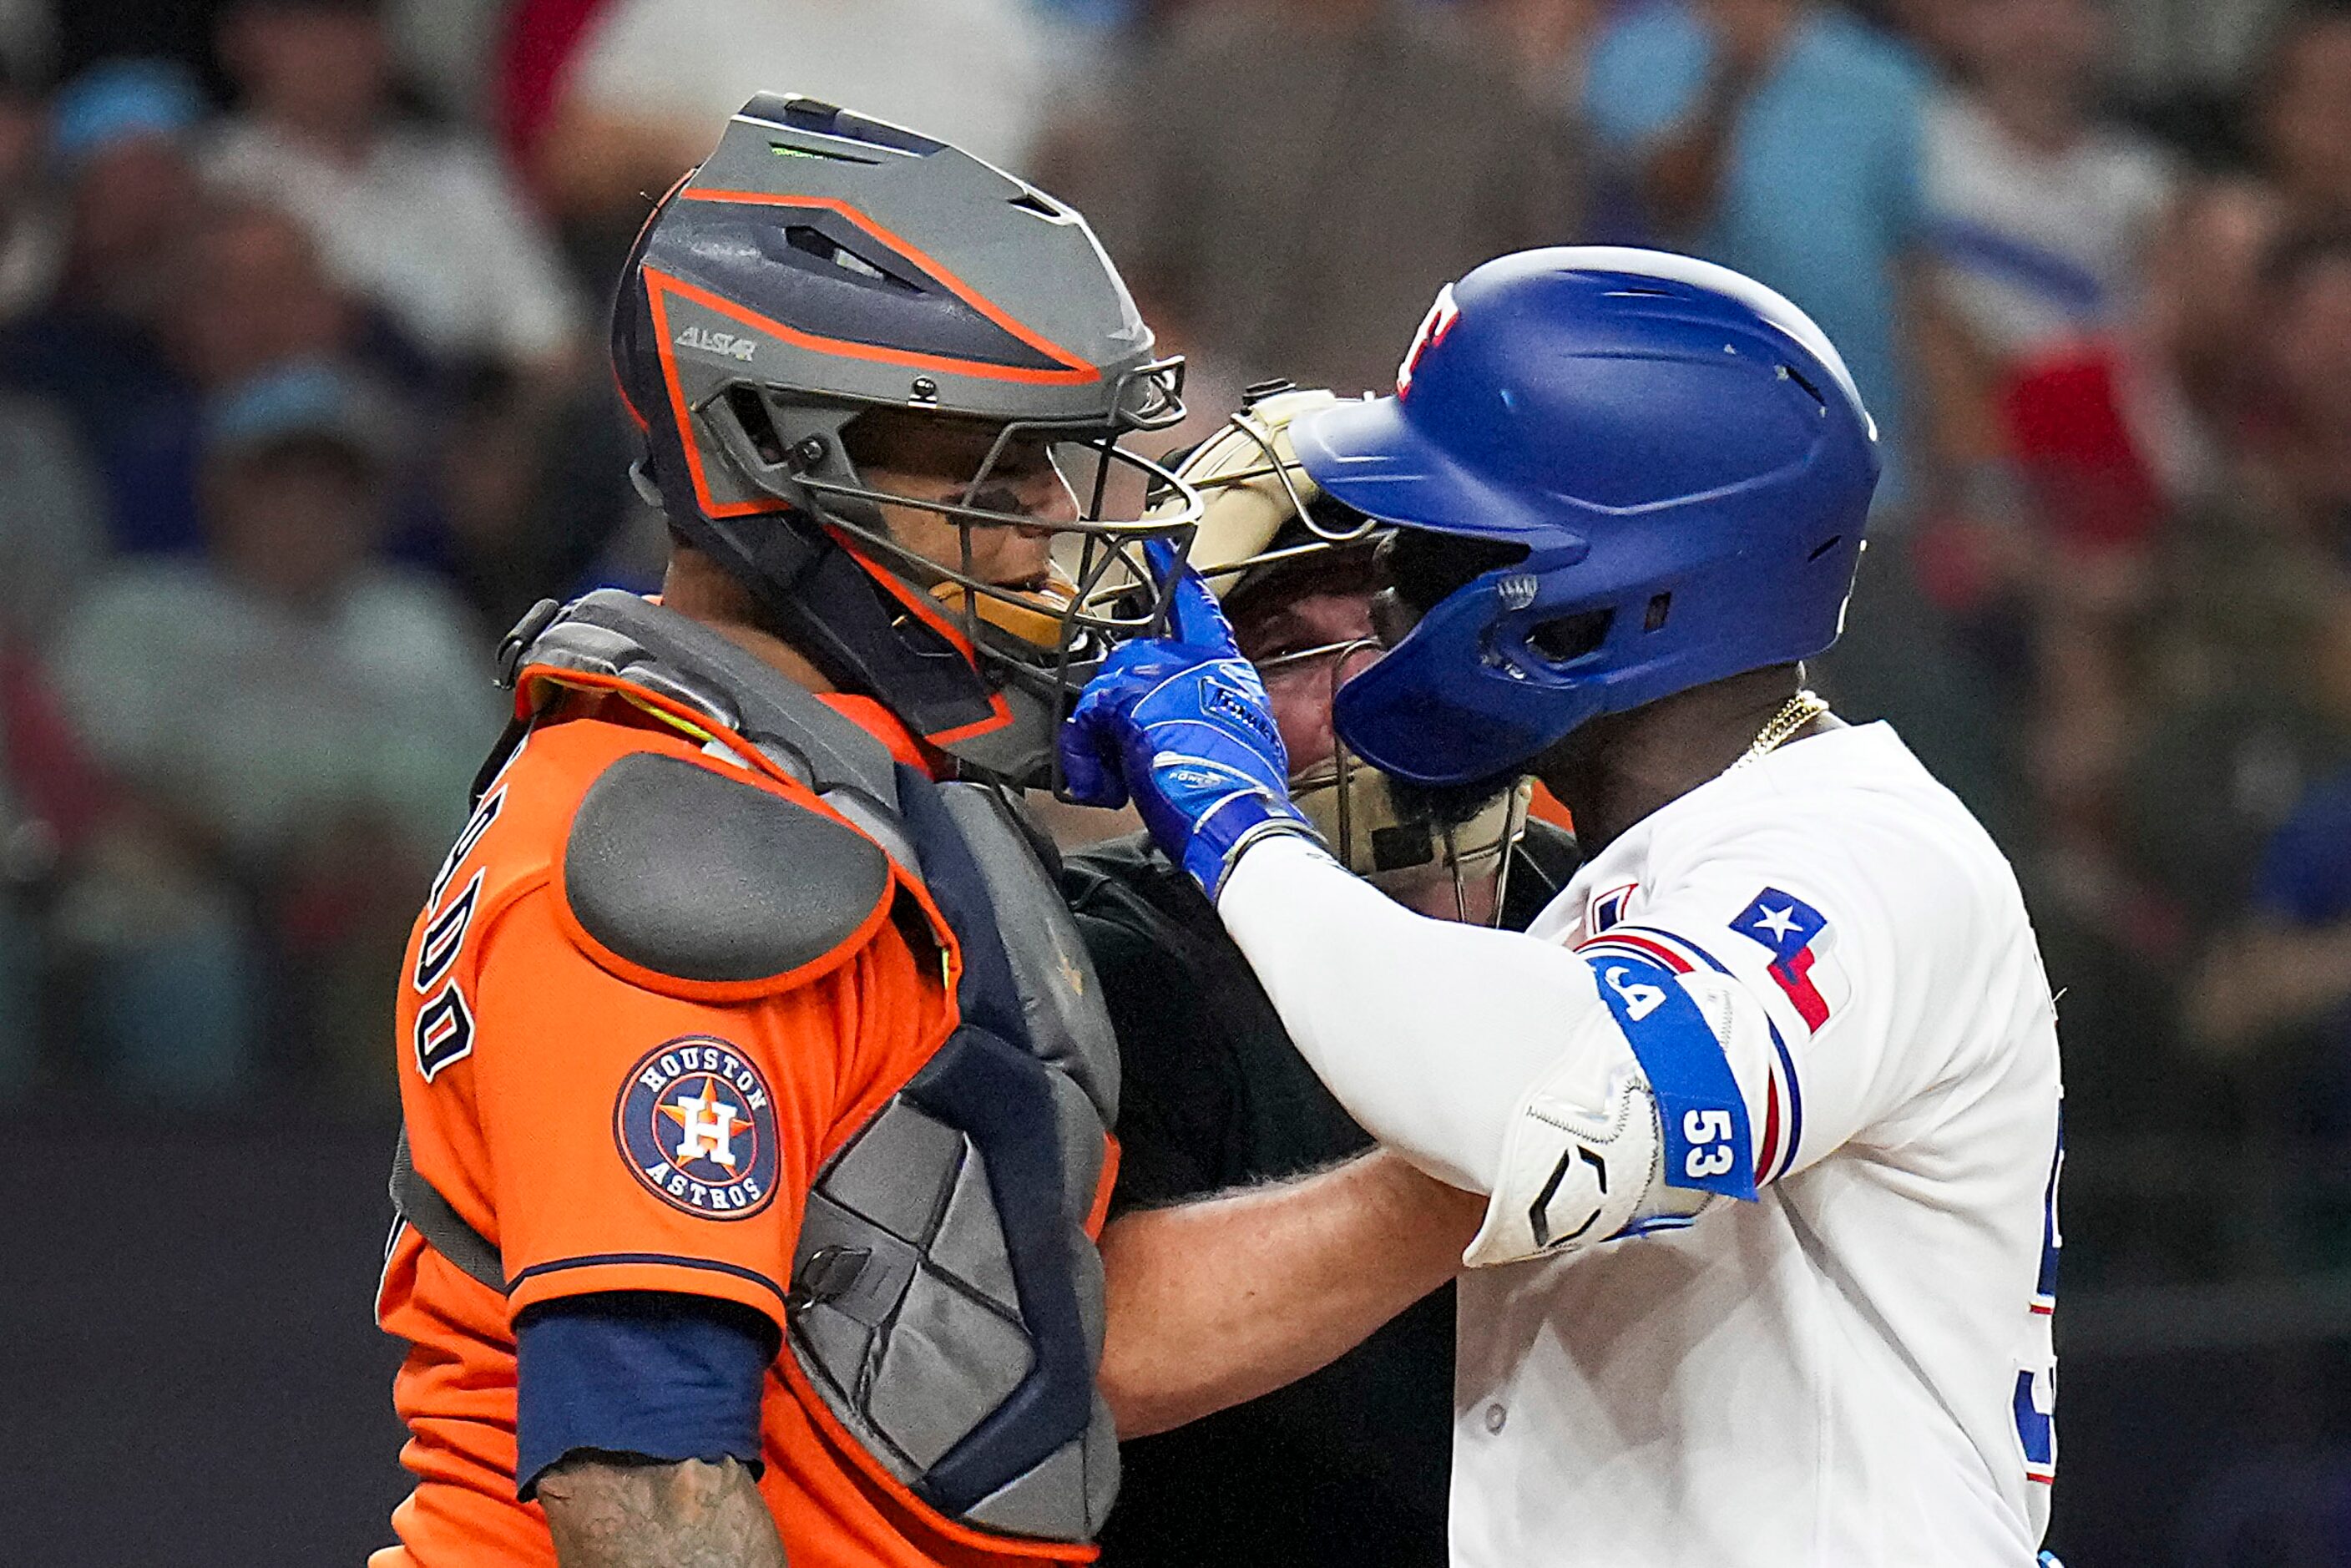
615,1037,780,1219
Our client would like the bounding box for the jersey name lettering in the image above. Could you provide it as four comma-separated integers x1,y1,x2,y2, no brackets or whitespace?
414,984,475,1081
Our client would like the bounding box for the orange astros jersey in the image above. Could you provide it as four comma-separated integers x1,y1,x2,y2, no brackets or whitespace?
372,681,1098,1568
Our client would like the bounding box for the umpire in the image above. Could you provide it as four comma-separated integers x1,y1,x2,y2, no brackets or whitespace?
1063,387,1580,1565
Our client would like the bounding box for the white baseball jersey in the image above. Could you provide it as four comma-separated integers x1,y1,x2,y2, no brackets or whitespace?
1219,721,2062,1566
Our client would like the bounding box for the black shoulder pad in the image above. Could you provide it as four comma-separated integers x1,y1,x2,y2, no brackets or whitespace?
565,751,891,988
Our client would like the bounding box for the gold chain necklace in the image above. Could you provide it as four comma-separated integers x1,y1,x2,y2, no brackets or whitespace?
1732,689,1832,771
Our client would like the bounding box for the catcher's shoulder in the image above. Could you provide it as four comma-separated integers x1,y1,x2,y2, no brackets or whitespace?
463,716,896,999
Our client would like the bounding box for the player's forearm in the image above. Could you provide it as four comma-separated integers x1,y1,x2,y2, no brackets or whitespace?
538,1455,786,1568
1216,836,1599,1191
1098,1147,1480,1438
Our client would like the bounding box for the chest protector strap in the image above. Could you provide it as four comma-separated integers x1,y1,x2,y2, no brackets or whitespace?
392,591,1124,1544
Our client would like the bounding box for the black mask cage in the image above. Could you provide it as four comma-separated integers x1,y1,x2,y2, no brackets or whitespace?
1149,383,1389,604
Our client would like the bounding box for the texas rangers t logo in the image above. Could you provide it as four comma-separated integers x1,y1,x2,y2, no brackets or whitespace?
1397,283,1460,397
1732,888,1840,1032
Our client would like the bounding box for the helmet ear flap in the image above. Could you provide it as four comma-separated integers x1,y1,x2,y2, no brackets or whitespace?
695,385,808,505
695,387,900,542
715,384,793,468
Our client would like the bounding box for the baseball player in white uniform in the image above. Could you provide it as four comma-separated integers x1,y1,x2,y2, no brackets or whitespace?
1063,249,2064,1565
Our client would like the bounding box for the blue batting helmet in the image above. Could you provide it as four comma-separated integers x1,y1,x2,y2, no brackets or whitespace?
1292,247,1880,787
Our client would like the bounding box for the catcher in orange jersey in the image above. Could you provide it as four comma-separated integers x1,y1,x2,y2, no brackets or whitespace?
372,94,1203,1568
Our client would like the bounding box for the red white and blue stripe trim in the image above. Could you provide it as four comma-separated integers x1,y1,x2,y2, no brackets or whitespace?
1575,923,1805,1185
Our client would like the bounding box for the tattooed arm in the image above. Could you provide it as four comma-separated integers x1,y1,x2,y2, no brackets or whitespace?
538,1454,787,1568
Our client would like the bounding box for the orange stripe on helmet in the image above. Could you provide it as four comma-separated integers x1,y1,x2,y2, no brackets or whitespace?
822,526,1015,746
613,355,651,434
675,190,1103,386
644,268,783,519
615,170,702,436
642,245,1027,750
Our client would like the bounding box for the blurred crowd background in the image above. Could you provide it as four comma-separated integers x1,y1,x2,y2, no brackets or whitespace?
5,0,2351,1560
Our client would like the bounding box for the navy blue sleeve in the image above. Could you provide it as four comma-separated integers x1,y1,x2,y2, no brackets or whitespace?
514,1291,779,1500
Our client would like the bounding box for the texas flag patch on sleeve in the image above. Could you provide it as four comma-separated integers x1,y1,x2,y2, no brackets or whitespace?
1731,888,1848,1034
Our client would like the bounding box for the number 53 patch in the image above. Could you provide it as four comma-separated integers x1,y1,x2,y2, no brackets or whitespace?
1589,953,1757,1201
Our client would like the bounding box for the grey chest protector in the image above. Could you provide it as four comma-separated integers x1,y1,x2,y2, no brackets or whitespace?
391,590,1124,1542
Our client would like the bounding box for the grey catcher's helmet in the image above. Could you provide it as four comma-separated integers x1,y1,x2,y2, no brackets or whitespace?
611,94,1201,781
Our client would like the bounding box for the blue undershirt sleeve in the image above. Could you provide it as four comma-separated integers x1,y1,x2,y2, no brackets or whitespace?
514,1290,779,1500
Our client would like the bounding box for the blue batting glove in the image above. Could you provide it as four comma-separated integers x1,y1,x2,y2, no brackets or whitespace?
1061,555,1320,899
